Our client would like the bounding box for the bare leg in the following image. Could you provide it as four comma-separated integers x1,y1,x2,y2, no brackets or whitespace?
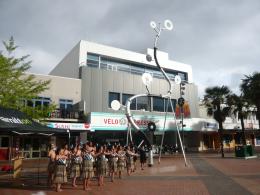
98,176,101,186
56,183,62,192
127,167,130,176
83,179,87,190
86,178,91,189
47,173,51,186
111,172,114,182
119,171,122,179
72,177,77,187
101,176,104,186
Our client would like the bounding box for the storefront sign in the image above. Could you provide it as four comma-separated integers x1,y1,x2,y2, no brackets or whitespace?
0,117,32,124
90,112,193,131
47,122,92,131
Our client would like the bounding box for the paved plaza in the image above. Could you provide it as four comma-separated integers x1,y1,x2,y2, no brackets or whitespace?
0,153,260,195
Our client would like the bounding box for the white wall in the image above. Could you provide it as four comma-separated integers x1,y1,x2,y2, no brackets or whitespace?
27,73,81,105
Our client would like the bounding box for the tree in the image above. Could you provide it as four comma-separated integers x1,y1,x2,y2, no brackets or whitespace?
227,94,251,145
203,86,231,158
0,37,54,118
240,72,260,129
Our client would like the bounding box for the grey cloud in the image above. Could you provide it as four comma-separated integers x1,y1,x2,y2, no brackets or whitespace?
1,0,260,98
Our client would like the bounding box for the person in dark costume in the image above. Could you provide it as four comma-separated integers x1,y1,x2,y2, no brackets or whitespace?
96,145,108,186
108,145,118,182
117,145,126,179
53,148,68,192
125,146,137,176
70,144,82,187
139,145,147,170
82,143,95,190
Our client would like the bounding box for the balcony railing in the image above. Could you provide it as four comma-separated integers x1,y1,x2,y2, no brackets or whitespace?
49,109,83,119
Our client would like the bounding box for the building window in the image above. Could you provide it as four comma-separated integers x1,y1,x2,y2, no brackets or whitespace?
27,97,51,109
255,136,260,146
152,97,176,112
108,92,120,108
87,53,189,81
164,98,176,112
0,137,9,147
122,94,136,110
59,99,73,110
136,96,151,111
87,53,99,67
153,97,165,112
59,99,73,118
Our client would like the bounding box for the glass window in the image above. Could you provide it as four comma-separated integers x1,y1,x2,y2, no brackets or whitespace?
131,66,145,75
27,100,33,107
153,97,165,112
87,53,99,67
0,137,9,147
137,96,151,111
165,99,176,112
59,99,73,110
35,100,42,108
27,97,51,109
255,136,260,145
86,53,189,81
108,92,120,108
122,94,136,110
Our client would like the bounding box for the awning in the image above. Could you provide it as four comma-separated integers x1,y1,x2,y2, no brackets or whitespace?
0,106,66,134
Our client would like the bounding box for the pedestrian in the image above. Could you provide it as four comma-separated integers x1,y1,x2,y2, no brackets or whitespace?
139,145,147,170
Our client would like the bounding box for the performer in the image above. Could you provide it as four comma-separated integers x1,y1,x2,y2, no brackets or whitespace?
53,148,68,192
96,145,108,186
126,146,137,176
117,145,126,179
47,143,56,186
82,143,95,190
61,143,71,173
70,144,82,187
109,145,118,182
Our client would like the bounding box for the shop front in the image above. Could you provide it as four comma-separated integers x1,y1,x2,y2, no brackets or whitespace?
0,107,66,160
89,112,218,151
47,122,92,147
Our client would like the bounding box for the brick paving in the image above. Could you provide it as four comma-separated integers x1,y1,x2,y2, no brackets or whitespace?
0,153,260,195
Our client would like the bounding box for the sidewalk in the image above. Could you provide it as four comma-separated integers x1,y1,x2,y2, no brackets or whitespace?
0,153,260,195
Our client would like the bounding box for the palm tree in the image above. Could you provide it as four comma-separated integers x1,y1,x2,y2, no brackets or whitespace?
227,94,250,145
203,86,231,158
241,72,260,129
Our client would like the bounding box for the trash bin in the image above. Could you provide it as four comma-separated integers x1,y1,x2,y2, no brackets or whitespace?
246,145,254,156
148,150,153,167
235,145,254,157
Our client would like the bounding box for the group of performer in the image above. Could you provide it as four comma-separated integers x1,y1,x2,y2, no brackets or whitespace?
47,142,145,192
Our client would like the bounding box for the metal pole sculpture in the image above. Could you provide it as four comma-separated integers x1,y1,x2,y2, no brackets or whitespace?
111,19,188,167
148,20,187,166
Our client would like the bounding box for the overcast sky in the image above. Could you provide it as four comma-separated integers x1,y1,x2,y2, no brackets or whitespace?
0,0,259,98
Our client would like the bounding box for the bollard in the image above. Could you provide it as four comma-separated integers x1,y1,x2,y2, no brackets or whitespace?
148,149,153,167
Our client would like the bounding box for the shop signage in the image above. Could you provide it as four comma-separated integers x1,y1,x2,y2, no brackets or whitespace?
0,117,32,125
47,122,92,131
90,112,193,131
